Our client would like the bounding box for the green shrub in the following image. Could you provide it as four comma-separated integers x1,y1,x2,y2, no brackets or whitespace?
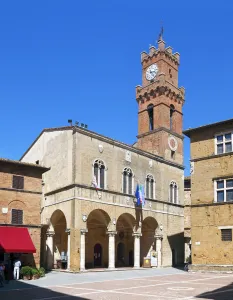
20,266,32,276
31,268,40,276
39,267,45,277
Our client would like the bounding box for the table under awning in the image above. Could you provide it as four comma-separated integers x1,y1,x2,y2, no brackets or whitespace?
0,227,36,253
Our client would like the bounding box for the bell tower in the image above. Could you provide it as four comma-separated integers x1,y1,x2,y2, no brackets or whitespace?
136,33,185,165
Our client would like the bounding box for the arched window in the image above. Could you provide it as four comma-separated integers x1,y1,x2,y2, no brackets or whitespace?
146,174,155,199
123,168,133,195
147,104,154,131
170,104,175,130
93,159,105,189
169,181,178,204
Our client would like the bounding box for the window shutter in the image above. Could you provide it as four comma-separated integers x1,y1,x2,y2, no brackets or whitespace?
146,179,149,198
123,172,127,194
94,164,98,186
100,166,105,189
170,184,173,202
12,175,24,189
174,185,177,204
150,181,154,199
11,209,23,225
128,174,132,195
221,229,232,241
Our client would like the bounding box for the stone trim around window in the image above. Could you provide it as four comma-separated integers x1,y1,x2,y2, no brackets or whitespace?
215,131,233,155
214,178,233,203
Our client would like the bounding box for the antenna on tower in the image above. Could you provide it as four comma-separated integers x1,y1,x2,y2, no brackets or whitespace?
158,22,164,42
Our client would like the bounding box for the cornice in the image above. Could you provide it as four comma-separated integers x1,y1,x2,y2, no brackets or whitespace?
0,187,42,195
191,151,233,162
191,201,233,208
0,223,42,228
44,183,184,208
136,78,185,104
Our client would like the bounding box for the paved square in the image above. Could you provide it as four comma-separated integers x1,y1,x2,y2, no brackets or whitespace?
1,269,233,299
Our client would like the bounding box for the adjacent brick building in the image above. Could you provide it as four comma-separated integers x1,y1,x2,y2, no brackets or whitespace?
0,158,48,268
184,176,191,263
184,118,233,271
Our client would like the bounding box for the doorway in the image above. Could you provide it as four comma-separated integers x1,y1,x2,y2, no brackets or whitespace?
117,242,125,266
94,243,102,267
129,250,133,266
172,249,176,266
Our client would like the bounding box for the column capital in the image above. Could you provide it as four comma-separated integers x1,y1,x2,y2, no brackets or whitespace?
154,234,163,240
65,228,71,235
106,231,117,237
132,232,142,238
80,229,88,235
46,231,55,237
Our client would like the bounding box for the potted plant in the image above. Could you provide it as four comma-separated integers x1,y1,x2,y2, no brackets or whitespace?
20,266,32,280
31,268,40,280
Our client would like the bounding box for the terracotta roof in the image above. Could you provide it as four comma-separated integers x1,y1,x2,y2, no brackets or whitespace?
183,118,233,138
0,158,49,172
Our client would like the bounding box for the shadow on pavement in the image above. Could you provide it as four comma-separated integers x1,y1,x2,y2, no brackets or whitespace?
196,282,233,299
0,279,92,300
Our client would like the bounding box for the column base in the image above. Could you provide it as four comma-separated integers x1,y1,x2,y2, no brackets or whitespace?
108,267,116,270
80,268,86,272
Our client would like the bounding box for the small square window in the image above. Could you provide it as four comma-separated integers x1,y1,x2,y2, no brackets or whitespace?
225,133,232,140
226,180,233,188
12,175,24,190
217,191,224,202
217,180,224,189
225,142,232,153
217,135,223,142
221,229,232,241
217,144,223,154
226,190,233,201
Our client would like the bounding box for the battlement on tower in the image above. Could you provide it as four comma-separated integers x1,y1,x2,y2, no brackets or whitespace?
140,40,180,65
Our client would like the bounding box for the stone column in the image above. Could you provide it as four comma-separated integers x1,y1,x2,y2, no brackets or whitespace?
107,231,117,269
133,233,142,268
155,234,163,268
65,229,71,270
46,231,55,270
80,229,88,272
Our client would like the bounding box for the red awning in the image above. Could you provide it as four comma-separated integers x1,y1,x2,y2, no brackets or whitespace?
0,227,36,253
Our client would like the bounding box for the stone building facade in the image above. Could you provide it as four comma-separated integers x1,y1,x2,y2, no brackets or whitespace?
21,37,185,272
184,176,191,262
184,119,233,271
0,158,48,267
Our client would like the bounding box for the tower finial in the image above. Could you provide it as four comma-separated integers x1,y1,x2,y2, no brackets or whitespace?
158,24,164,42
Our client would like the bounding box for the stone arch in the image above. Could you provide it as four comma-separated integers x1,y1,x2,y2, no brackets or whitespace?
86,209,111,269
116,213,136,267
141,217,158,264
49,209,68,269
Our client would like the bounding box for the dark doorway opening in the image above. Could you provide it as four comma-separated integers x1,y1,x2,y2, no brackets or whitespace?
94,243,102,267
117,242,125,266
172,249,176,266
129,250,134,266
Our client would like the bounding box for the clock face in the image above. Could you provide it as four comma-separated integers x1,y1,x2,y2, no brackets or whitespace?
168,136,178,152
146,64,158,81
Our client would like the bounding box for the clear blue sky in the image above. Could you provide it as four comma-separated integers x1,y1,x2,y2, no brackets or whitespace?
0,1,233,175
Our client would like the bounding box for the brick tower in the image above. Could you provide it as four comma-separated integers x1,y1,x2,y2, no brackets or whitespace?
136,34,185,165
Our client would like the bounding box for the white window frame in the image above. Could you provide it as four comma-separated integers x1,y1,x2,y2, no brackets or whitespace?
92,159,107,189
169,181,178,204
145,174,155,199
215,131,233,155
214,178,233,203
122,167,134,195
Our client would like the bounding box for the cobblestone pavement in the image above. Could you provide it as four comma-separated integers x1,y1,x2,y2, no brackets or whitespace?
0,268,233,299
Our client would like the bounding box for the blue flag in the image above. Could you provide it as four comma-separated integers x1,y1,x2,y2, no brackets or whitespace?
135,184,145,206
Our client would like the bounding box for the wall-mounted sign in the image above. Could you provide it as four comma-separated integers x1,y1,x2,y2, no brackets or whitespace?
2,208,8,214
